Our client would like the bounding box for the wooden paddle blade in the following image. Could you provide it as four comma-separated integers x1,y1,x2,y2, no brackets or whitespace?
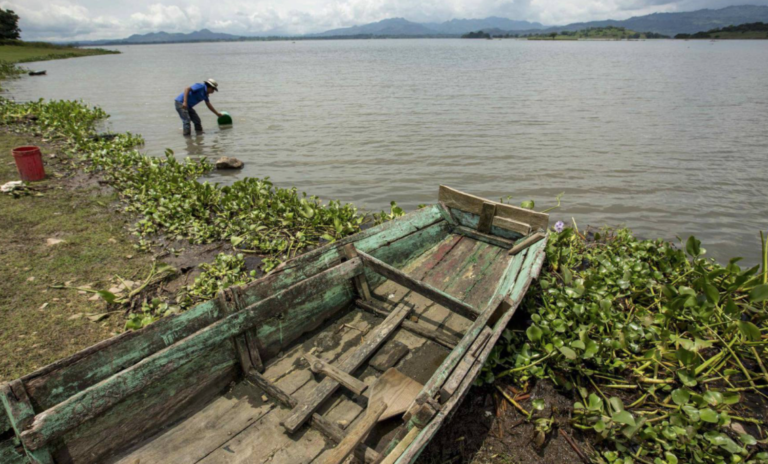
321,400,387,464
371,368,423,421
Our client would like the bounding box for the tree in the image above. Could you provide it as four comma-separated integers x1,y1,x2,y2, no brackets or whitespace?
549,32,558,39
0,9,20,40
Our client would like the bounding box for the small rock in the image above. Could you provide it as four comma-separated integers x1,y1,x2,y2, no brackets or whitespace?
46,238,65,246
215,157,244,169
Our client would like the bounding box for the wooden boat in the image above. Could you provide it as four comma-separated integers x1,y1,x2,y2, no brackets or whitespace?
27,71,46,76
0,186,549,464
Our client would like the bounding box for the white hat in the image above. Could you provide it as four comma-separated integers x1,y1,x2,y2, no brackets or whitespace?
205,78,219,91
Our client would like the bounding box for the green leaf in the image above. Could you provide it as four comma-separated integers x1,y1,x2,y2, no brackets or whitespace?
562,267,573,285
749,284,768,303
665,452,678,464
520,200,534,210
587,393,603,411
702,391,723,406
609,397,624,413
594,420,606,433
722,392,740,405
320,233,336,243
699,408,719,423
526,325,543,342
532,399,546,411
686,236,701,257
738,321,762,342
584,340,599,359
675,348,696,366
559,346,577,360
677,370,697,387
703,283,719,304
739,433,757,446
671,389,690,406
612,410,636,427
97,290,117,304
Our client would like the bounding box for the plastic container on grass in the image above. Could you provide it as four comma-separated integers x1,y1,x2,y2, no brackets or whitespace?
12,146,45,181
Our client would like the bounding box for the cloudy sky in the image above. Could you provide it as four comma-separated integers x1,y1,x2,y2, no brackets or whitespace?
4,0,765,41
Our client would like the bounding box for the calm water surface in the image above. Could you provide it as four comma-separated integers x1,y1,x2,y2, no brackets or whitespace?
7,39,768,265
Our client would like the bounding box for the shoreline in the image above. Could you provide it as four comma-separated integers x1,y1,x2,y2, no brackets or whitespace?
1,56,766,464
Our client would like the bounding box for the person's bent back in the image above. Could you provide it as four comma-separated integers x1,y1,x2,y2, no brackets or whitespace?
174,78,222,136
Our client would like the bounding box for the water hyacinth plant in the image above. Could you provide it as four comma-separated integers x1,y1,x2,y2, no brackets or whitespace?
483,227,768,463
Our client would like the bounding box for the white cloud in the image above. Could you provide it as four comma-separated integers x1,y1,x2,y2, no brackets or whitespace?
130,4,204,32
2,0,120,40
3,0,767,41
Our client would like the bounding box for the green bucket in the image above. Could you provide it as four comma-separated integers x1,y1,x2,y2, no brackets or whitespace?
218,111,232,126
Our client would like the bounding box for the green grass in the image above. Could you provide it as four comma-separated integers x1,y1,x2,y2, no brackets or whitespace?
0,43,118,64
0,132,153,380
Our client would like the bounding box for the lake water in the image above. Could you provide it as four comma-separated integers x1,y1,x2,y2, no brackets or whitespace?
6,39,768,265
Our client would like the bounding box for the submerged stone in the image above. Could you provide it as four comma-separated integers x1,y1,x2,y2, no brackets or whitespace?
215,157,244,169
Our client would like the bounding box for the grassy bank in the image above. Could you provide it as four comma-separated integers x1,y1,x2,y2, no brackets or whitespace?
0,130,155,380
0,40,118,64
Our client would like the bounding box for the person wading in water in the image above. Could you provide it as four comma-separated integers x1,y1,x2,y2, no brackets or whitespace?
174,78,223,136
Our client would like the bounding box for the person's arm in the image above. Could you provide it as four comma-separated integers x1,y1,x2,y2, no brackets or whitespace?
205,100,222,117
181,87,191,109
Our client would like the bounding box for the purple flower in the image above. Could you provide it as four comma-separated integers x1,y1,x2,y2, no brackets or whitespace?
554,221,565,233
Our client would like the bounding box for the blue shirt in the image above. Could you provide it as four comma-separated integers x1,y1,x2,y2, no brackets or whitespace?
175,83,209,108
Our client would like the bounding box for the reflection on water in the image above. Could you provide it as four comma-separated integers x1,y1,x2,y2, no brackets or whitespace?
6,39,768,265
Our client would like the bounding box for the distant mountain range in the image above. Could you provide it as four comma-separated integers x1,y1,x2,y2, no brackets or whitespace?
67,5,768,45
311,17,545,37
518,5,768,37
70,29,244,46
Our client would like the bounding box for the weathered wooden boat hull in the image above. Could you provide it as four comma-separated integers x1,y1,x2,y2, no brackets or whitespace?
0,186,548,464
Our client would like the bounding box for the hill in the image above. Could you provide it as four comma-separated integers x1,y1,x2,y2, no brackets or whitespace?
513,5,768,38
312,18,437,37
421,17,544,34
675,21,768,39
69,29,243,46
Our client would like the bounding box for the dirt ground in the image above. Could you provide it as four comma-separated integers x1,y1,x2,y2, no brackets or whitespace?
418,380,593,464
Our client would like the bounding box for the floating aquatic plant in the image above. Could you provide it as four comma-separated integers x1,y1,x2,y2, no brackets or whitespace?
483,227,768,463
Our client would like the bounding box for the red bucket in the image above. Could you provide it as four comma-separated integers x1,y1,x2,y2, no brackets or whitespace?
12,146,45,182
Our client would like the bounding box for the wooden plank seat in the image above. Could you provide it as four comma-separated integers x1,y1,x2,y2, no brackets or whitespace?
281,303,411,434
